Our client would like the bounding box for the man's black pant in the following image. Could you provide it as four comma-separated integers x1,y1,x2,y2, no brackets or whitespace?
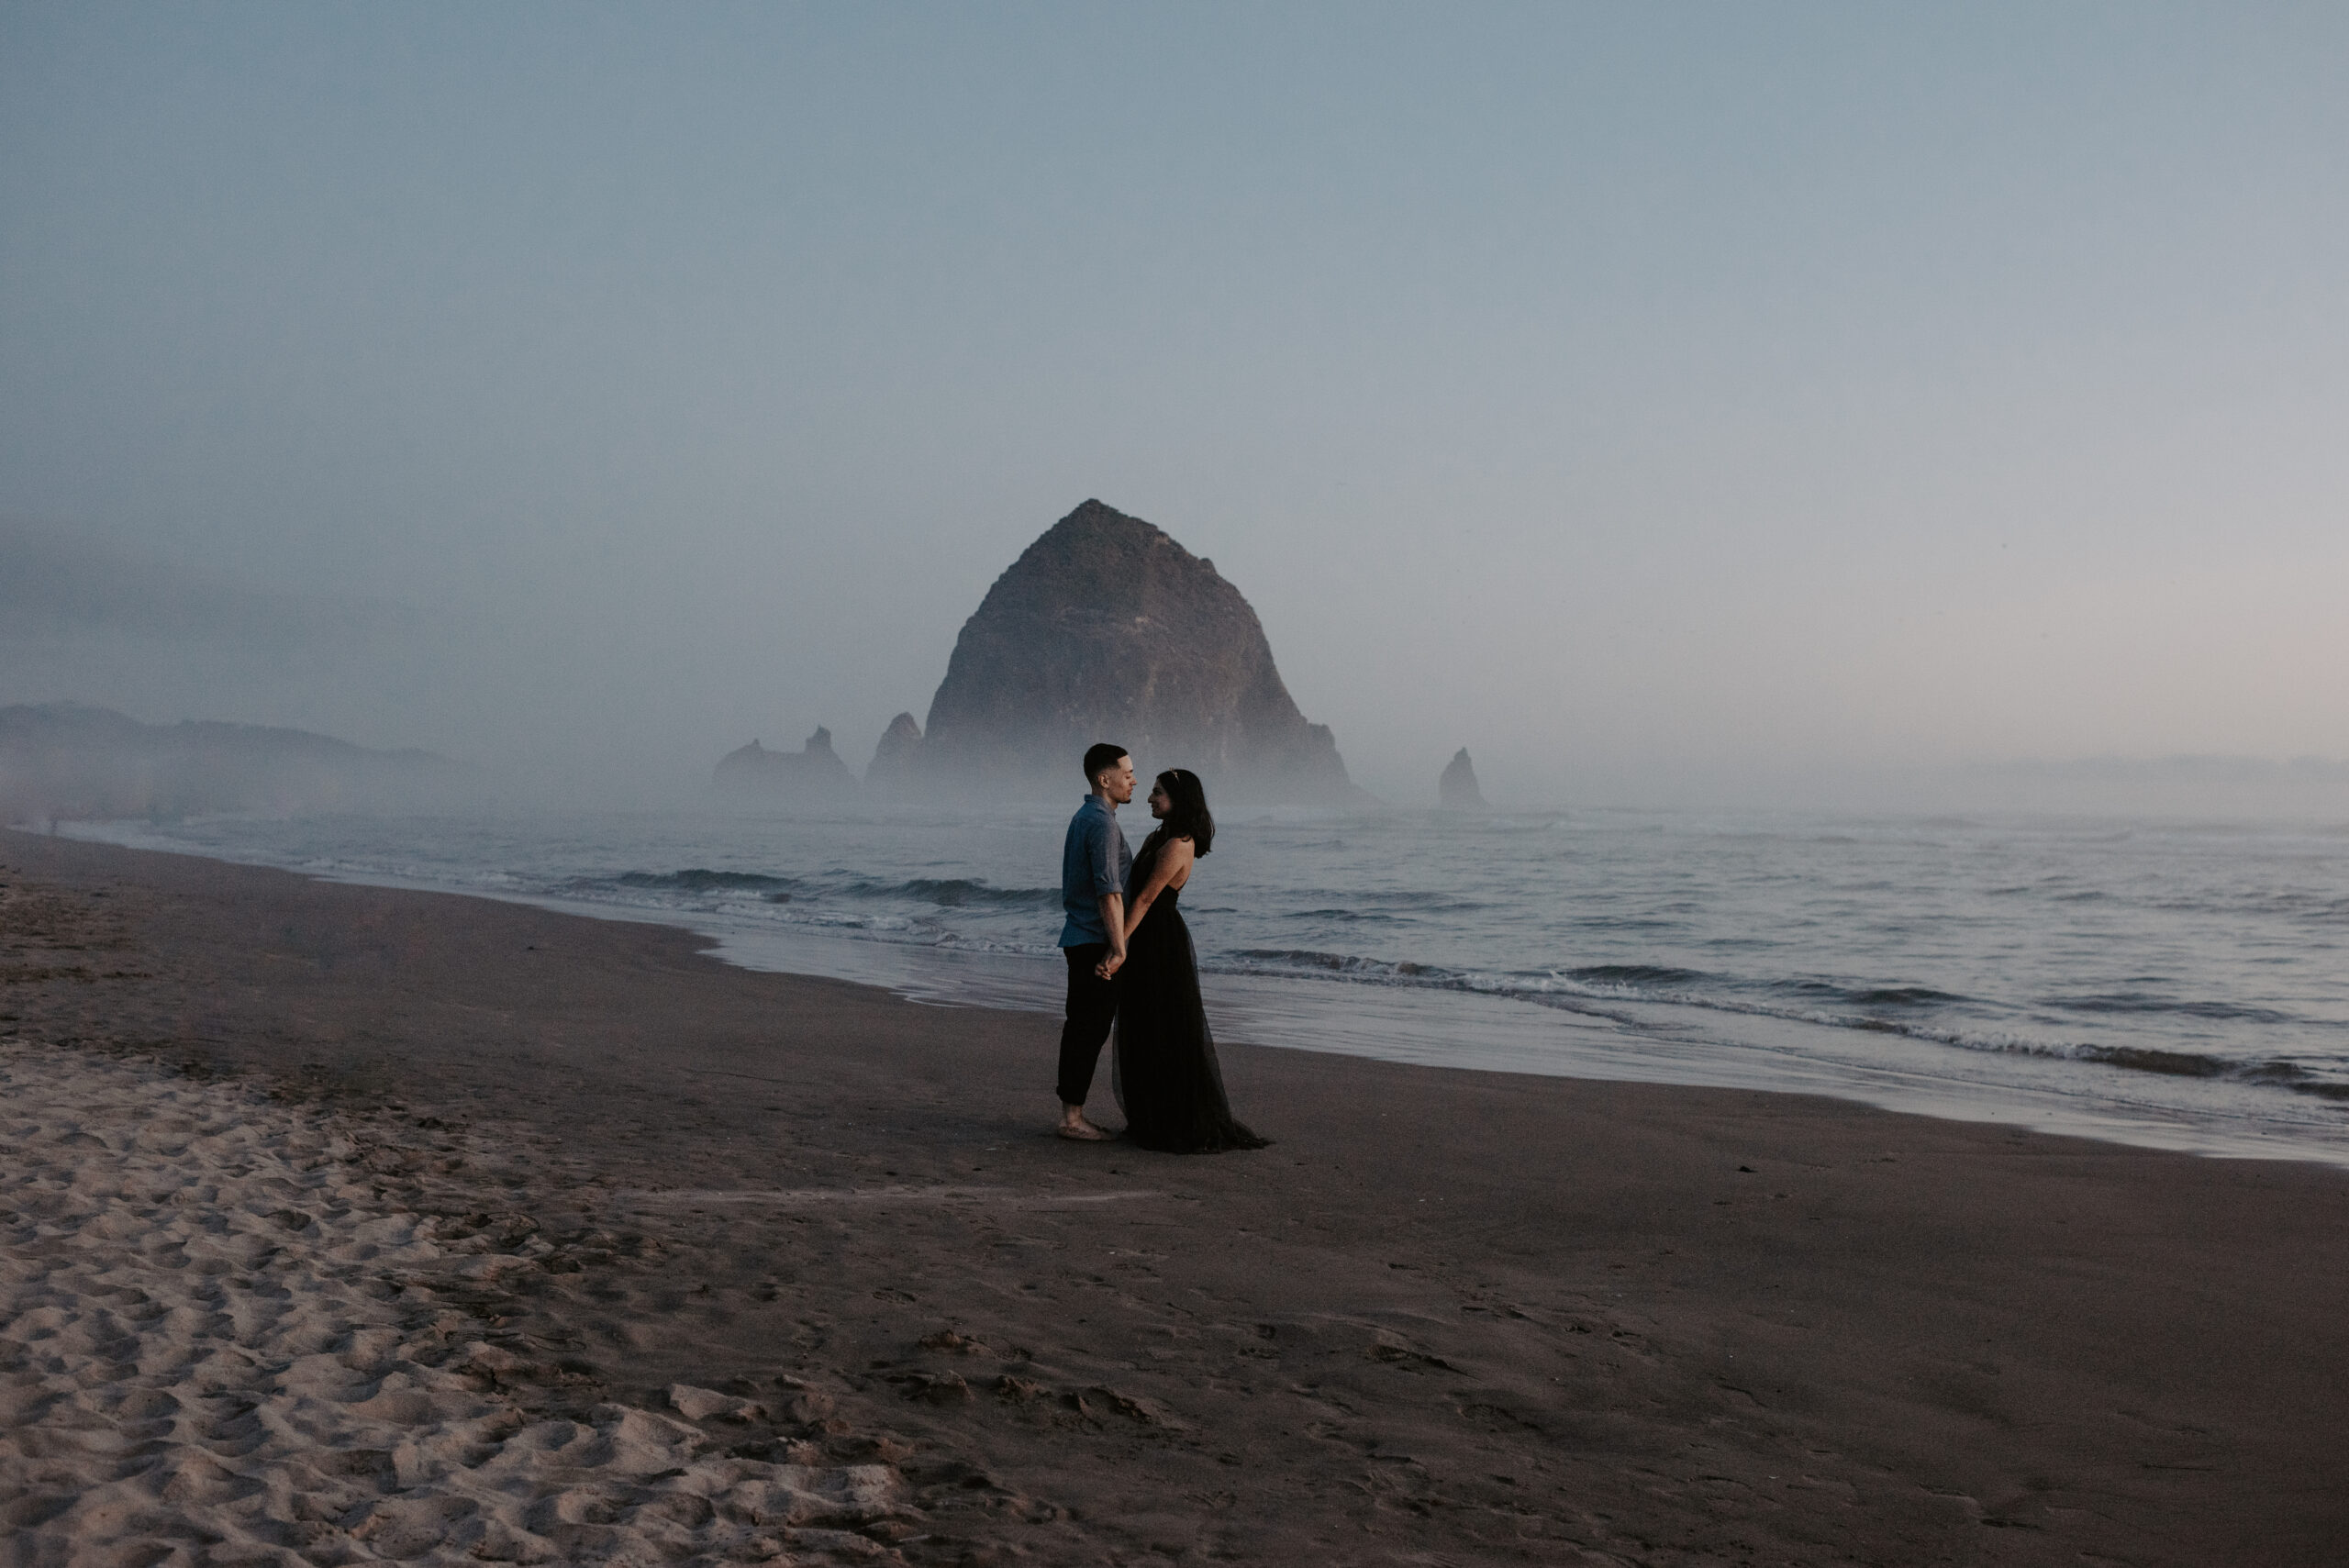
1057,942,1118,1106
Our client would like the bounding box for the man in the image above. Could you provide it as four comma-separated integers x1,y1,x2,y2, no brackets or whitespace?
1055,742,1134,1140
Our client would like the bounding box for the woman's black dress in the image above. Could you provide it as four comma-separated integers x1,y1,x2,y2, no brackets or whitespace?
1113,833,1268,1152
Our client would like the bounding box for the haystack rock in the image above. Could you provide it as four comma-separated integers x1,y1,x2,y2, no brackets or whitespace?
1439,747,1488,811
864,712,924,795
713,726,855,802
911,500,1356,800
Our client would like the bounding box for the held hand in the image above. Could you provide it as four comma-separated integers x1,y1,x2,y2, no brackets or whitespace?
1096,951,1125,980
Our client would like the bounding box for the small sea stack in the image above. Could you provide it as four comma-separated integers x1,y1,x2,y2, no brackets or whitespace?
1439,747,1488,811
713,727,856,804
863,712,924,795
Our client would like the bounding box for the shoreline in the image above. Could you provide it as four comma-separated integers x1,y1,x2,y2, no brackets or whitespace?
6,828,2349,1564
51,817,2349,1169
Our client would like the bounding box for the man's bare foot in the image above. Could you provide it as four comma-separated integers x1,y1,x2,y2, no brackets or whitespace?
1056,1112,1110,1141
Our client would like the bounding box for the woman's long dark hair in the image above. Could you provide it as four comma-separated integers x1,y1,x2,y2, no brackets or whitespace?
1152,768,1214,856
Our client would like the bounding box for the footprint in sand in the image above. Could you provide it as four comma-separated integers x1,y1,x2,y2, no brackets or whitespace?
0,1043,929,1564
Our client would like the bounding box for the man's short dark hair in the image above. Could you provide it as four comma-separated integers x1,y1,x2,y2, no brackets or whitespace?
1083,743,1130,784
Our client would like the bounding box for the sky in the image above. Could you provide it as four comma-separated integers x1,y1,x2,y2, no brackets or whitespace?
4,2,2344,808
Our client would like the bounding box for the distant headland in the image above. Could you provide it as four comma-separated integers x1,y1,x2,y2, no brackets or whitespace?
0,703,472,823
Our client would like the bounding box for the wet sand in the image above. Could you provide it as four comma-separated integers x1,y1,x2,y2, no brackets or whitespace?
5,828,2346,1566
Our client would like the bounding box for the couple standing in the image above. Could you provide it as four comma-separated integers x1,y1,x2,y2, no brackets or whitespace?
1053,743,1268,1152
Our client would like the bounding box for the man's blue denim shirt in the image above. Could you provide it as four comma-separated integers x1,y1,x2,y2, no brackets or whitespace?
1058,795,1133,947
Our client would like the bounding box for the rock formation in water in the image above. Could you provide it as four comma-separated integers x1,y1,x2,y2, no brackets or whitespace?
863,713,924,795
1439,747,1488,811
713,727,856,803
0,703,473,822
912,500,1356,800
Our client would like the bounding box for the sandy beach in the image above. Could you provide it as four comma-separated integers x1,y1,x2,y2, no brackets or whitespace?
5,829,2346,1566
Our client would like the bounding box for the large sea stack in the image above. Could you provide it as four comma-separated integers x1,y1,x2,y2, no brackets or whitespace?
911,500,1355,800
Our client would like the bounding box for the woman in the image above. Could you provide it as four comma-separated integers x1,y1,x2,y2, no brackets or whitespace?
1101,769,1269,1152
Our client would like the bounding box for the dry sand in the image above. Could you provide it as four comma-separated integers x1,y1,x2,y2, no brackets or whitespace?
3,829,2346,1565
3,1044,908,1566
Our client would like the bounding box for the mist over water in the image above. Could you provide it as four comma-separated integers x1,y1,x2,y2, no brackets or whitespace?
8,515,2348,821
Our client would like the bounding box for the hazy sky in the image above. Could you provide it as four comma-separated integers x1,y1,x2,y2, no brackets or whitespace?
4,3,2343,805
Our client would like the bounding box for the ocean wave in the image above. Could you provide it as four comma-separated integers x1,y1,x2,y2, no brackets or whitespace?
549,872,1071,954
2042,993,2299,1025
1216,941,2347,1103
2075,1044,2229,1078
1225,948,1451,980
1335,889,1492,913
608,869,797,894
2173,893,2349,926
837,877,1061,908
2044,1046,2349,1100
1568,917,1687,934
580,870,1058,911
1567,963,1713,988
1847,985,1970,1007
1777,981,1970,1008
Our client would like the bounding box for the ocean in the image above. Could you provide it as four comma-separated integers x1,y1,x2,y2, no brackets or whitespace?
61,804,2349,1166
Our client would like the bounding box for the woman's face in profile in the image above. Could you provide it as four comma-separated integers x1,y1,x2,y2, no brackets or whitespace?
1147,782,1171,818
